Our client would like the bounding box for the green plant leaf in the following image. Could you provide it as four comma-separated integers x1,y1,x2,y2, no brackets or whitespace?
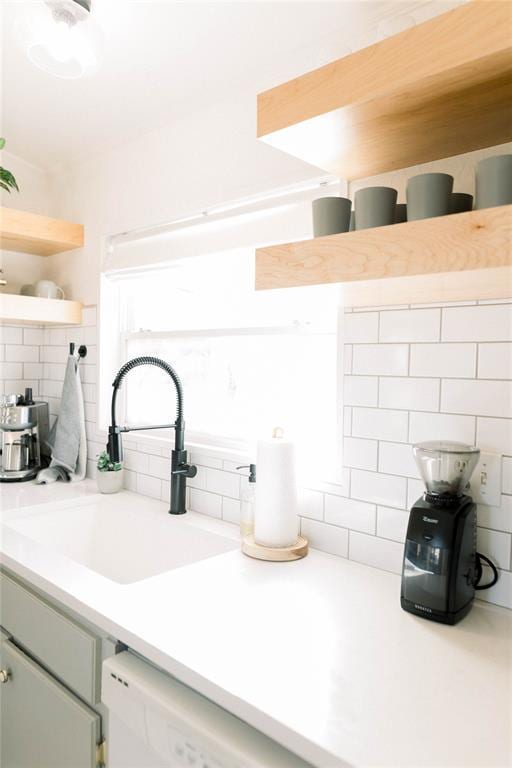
0,138,5,150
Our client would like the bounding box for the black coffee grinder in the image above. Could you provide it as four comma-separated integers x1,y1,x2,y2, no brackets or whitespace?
401,441,497,625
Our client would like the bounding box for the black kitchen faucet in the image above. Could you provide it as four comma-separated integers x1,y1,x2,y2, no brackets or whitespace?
107,357,197,514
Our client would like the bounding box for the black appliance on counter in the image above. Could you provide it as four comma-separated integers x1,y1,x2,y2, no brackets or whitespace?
401,441,498,625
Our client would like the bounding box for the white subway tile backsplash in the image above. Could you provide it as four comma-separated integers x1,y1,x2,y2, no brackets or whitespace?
352,344,409,376
409,411,475,445
189,488,222,518
379,377,439,411
344,344,353,374
123,448,150,474
378,442,419,479
351,469,406,509
441,380,512,418
344,312,379,343
409,343,476,378
23,328,44,346
477,527,511,570
188,465,207,490
476,418,512,455
349,531,403,574
478,343,512,380
477,495,512,534
3,295,508,611
343,437,378,470
0,362,23,380
352,407,409,442
0,326,23,344
407,479,426,508
41,345,68,363
23,363,43,379
376,506,409,543
442,305,512,342
325,494,376,534
301,518,349,559
477,569,512,610
136,473,162,500
148,454,170,480
206,468,240,498
344,375,379,406
298,487,324,521
379,308,440,343
5,345,39,363
222,496,241,524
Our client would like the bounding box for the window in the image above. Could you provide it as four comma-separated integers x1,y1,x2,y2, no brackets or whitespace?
101,186,343,480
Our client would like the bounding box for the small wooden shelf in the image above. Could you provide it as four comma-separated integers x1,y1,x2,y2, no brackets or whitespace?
258,2,512,179
0,207,84,257
255,205,512,305
0,294,82,326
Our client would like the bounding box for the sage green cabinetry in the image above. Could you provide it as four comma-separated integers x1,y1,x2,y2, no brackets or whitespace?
0,629,101,768
0,569,113,768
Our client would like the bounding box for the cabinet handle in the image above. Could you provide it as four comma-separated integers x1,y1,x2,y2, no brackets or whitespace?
0,668,10,683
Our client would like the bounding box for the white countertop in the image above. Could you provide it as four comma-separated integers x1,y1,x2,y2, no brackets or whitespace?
1,481,511,768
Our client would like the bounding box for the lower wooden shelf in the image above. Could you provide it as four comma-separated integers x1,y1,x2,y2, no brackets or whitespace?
255,205,512,305
0,294,82,325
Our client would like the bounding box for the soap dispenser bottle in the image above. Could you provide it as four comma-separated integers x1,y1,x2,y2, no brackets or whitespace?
237,464,256,538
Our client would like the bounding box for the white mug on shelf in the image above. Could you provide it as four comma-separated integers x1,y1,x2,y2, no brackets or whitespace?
34,280,65,299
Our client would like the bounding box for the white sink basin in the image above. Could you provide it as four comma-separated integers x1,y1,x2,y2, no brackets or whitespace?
4,495,238,584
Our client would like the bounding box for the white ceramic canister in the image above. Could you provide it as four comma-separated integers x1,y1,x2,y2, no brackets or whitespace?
254,428,299,548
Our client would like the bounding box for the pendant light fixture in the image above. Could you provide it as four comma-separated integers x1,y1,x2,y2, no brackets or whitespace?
14,0,102,79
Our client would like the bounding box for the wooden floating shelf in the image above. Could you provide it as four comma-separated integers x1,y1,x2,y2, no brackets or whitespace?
0,294,82,326
258,2,512,179
255,205,512,305
0,207,84,257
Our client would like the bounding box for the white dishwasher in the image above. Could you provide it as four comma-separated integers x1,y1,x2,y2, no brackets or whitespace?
102,652,313,768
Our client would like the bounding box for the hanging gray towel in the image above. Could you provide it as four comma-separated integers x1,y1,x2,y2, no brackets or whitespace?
36,355,87,483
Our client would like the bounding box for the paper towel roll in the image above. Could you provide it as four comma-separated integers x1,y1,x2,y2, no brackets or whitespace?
254,429,299,548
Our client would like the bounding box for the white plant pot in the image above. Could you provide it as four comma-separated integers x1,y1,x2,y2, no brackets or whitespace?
96,468,124,494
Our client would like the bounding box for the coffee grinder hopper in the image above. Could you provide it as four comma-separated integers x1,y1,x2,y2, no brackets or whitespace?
413,441,480,499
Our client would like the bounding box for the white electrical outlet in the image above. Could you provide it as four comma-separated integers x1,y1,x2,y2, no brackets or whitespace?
471,452,502,507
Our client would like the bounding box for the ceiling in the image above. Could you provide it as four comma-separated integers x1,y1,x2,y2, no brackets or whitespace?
1,0,464,170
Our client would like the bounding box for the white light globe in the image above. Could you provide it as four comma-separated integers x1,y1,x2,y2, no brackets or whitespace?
14,0,102,79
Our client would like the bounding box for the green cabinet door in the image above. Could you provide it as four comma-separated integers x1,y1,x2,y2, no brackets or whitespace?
0,634,101,768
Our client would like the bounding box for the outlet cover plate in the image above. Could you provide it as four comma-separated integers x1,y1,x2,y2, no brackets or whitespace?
471,452,501,507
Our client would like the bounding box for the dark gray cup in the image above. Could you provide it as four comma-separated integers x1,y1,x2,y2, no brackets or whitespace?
406,173,454,220
349,210,355,231
450,193,473,214
312,196,352,237
475,155,512,210
354,186,397,230
394,203,407,223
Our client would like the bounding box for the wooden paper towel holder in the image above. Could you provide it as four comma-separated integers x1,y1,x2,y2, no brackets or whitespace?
242,535,309,562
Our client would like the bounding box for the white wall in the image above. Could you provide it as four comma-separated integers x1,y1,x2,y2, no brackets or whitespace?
0,150,55,294
46,93,324,304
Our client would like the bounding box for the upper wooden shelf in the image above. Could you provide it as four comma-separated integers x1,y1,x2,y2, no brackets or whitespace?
255,205,512,305
0,207,84,257
257,2,512,179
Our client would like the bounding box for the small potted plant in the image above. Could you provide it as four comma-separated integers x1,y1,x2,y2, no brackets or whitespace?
96,451,124,494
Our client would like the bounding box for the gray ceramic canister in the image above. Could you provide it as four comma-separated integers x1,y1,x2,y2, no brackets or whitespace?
406,173,454,220
312,196,352,237
354,186,397,229
475,155,512,210
394,203,407,223
450,193,473,214
349,210,355,231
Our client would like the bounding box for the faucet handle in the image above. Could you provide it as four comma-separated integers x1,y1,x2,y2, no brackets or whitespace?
172,463,197,478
